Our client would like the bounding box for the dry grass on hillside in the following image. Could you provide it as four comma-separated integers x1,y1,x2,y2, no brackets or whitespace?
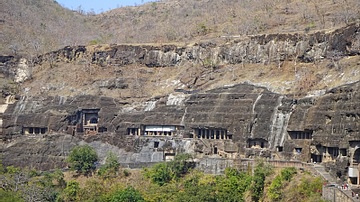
0,0,99,55
1,0,359,55
98,0,360,44
23,53,360,100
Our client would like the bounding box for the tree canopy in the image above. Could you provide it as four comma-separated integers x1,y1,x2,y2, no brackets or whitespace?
67,145,98,176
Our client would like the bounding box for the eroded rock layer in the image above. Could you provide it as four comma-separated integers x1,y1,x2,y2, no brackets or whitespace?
0,23,359,180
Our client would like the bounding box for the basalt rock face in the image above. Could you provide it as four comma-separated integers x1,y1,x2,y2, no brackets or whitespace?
0,24,359,175
1,81,359,171
288,81,360,147
31,23,359,69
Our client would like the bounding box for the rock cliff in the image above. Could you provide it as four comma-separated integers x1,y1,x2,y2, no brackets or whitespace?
31,22,359,68
0,23,359,180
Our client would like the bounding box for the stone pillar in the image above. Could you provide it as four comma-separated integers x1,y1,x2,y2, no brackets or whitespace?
82,113,86,126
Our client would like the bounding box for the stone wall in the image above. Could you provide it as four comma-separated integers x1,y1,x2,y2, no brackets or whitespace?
322,186,355,202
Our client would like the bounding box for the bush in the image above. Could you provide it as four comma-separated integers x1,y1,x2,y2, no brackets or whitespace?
268,167,297,201
0,189,24,202
216,167,252,201
61,180,80,202
281,167,297,181
67,145,98,176
268,175,283,201
144,153,193,186
144,162,172,186
98,152,120,179
250,161,273,202
123,169,131,177
110,186,145,202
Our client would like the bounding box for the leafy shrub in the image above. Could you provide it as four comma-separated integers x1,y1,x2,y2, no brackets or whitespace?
110,186,145,202
144,162,172,186
217,167,252,202
280,167,297,181
298,176,323,198
123,169,131,177
61,180,80,202
0,189,24,202
250,160,273,202
98,152,120,179
67,145,98,176
144,153,193,186
268,175,283,201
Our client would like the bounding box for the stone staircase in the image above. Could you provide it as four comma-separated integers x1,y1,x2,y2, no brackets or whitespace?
314,164,360,201
313,164,337,183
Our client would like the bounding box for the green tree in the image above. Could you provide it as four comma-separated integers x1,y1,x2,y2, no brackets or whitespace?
110,186,145,202
169,153,193,180
144,162,172,186
0,189,24,202
144,153,193,186
280,167,297,181
298,176,323,198
250,161,273,202
67,145,98,176
268,175,283,201
216,167,252,202
98,152,120,179
268,167,297,201
61,180,80,202
77,180,106,202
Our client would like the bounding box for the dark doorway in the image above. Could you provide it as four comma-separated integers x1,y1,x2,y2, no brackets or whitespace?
354,149,360,164
214,147,218,154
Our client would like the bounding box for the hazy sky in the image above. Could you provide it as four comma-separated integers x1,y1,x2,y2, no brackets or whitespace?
56,0,154,13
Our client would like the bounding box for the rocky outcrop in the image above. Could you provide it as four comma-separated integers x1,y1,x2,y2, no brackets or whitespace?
30,23,360,69
1,81,358,170
0,24,359,180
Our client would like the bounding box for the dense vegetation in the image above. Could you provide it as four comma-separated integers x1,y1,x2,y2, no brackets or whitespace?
0,147,325,202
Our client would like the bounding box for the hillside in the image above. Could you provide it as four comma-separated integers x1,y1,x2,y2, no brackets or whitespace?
0,1,359,201
1,0,359,55
0,0,99,56
97,0,360,43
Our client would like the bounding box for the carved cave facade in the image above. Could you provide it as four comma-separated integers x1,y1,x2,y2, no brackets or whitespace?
2,82,359,184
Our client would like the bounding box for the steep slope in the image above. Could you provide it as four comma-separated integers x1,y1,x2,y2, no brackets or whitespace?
0,0,99,55
0,24,359,176
96,0,360,43
0,0,359,184
16,22,359,99
1,0,359,55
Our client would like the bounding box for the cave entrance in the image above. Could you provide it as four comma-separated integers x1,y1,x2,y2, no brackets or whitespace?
311,154,322,163
353,149,360,165
90,117,98,124
214,146,218,155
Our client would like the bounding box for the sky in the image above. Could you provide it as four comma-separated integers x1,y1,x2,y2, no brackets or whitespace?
56,0,154,14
